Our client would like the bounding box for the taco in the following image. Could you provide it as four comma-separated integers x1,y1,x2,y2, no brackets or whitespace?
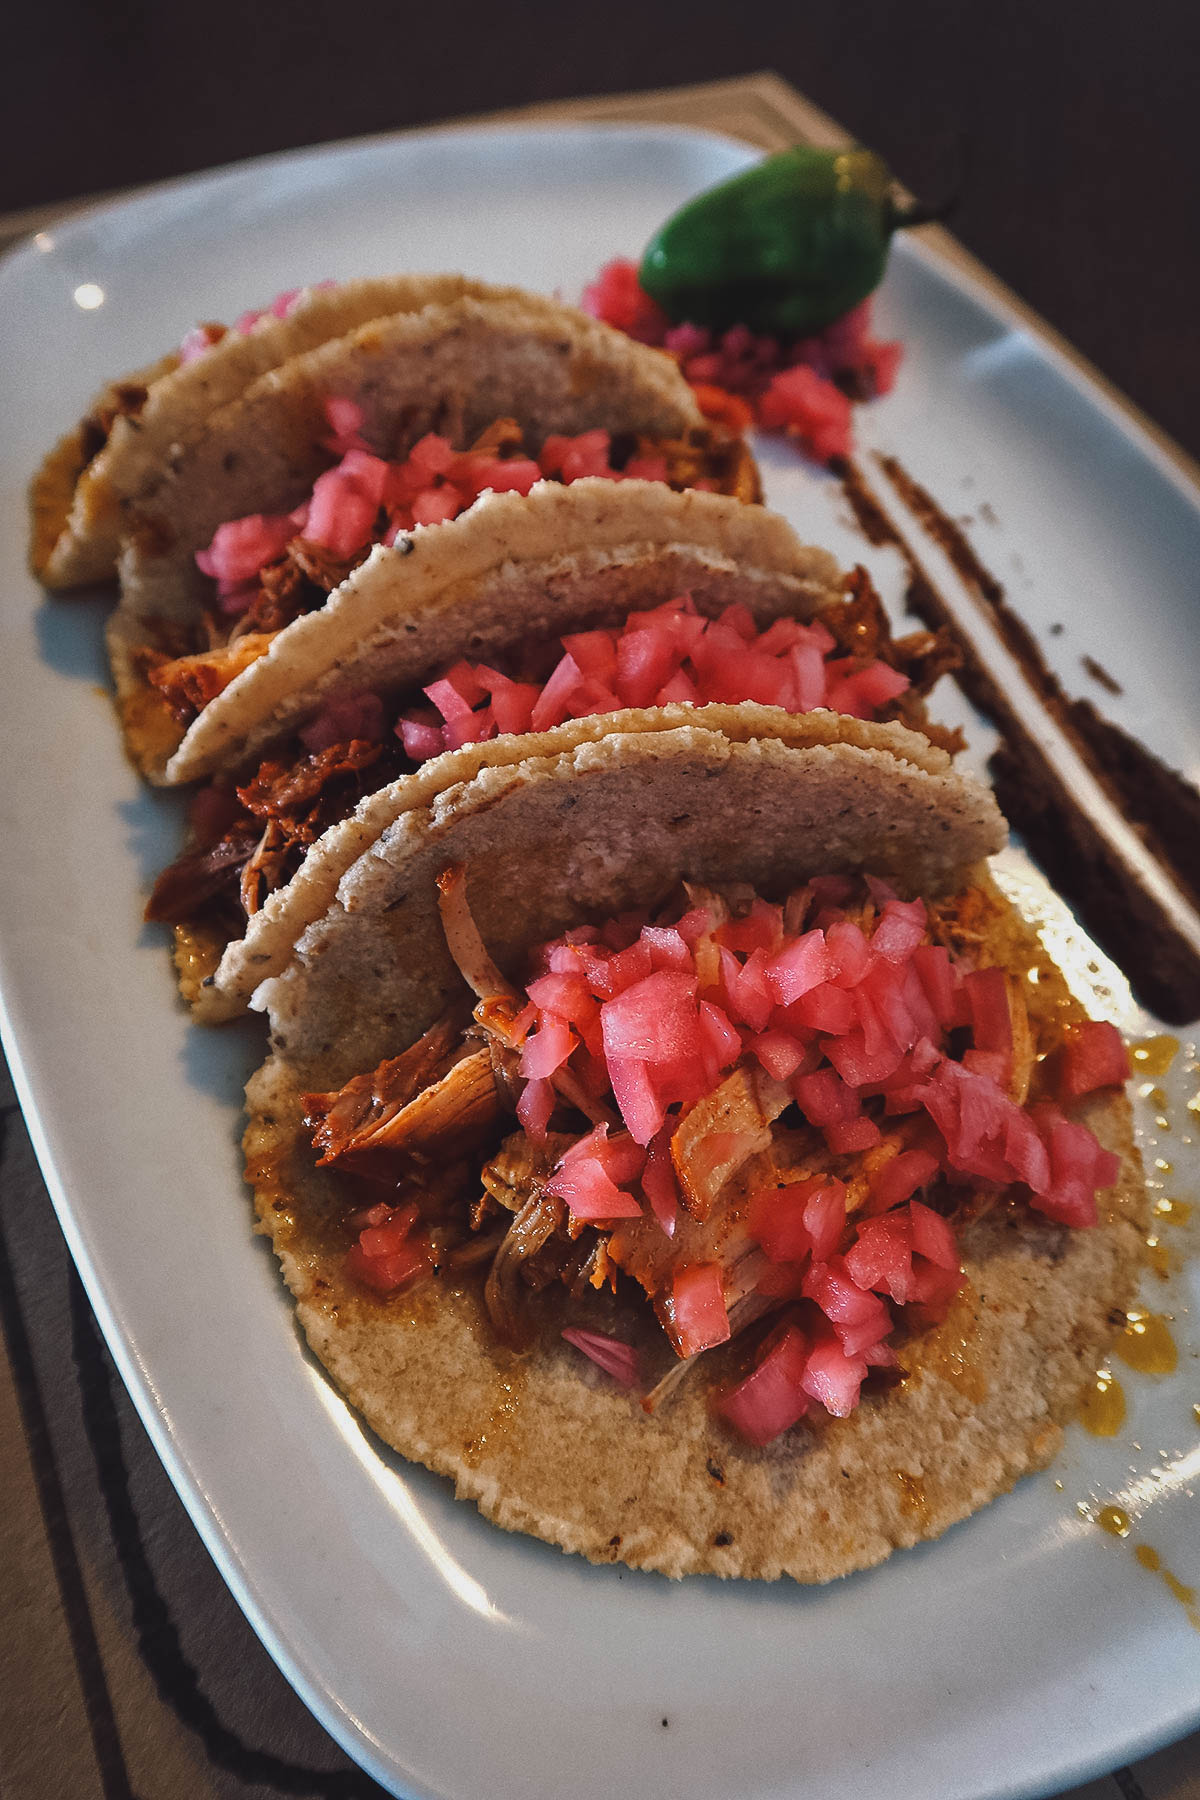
244,714,1143,1581
139,483,957,1016
31,274,521,591
106,290,751,780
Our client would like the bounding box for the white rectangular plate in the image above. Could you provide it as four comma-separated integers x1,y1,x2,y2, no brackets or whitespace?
2,124,1198,1800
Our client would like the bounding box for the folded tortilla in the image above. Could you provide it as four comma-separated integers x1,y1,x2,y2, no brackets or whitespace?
206,709,940,1024
164,482,845,1018
108,292,719,780
31,274,516,591
244,716,1143,1580
166,480,833,786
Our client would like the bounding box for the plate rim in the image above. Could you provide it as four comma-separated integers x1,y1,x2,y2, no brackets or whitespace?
3,116,1199,1800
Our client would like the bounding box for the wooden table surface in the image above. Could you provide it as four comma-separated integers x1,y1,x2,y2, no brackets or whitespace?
2,58,1199,1800
4,3,1199,461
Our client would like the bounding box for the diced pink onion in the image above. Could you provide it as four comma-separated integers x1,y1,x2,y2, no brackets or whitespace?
561,1328,640,1389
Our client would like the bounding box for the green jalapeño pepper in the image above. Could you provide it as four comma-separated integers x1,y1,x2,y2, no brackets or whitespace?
639,144,928,338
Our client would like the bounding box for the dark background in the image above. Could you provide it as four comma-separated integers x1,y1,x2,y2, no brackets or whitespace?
6,3,1200,456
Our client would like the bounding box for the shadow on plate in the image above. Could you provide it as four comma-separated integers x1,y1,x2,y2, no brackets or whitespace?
34,588,113,682
180,1006,267,1115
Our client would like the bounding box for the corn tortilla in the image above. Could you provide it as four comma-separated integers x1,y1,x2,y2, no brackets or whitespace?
243,719,1141,1580
31,274,528,590
109,293,710,779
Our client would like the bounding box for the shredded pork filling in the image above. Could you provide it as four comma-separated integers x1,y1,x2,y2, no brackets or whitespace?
299,867,1127,1440
145,572,958,938
136,413,758,729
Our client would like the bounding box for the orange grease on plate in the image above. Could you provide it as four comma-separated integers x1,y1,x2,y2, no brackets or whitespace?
1135,1546,1200,1629
1132,1036,1180,1077
1096,1505,1131,1538
1114,1311,1178,1376
1079,1369,1126,1437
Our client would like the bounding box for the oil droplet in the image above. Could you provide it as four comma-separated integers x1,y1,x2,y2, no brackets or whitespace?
1165,1569,1197,1607
1079,1368,1126,1435
1145,1234,1172,1280
1154,1197,1193,1226
461,1369,526,1467
1149,1086,1169,1108
1193,1403,1200,1426
1097,1505,1131,1538
1115,1310,1178,1376
1135,1544,1199,1611
894,1470,928,1521
1155,1115,1171,1133
1154,1159,1174,1175
898,1294,986,1400
1132,1036,1180,1077
172,921,225,990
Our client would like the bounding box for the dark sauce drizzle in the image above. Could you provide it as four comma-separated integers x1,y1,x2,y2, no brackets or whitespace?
840,455,1200,1021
